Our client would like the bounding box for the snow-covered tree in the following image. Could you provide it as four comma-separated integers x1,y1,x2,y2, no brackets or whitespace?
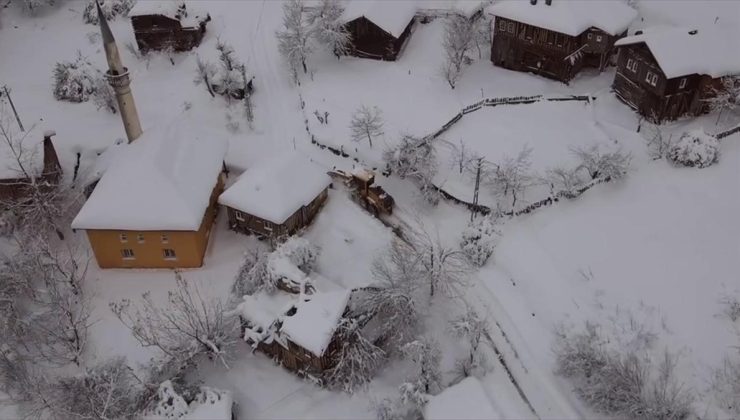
441,14,475,89
571,144,631,181
276,0,314,83
194,56,218,97
415,226,470,299
384,134,439,205
111,272,238,368
18,0,56,14
667,129,720,168
460,214,500,267
449,309,490,379
711,349,740,418
146,380,190,419
704,75,740,122
275,235,319,272
401,338,442,402
306,0,350,57
544,166,581,197
324,318,386,393
82,0,135,24
350,105,384,148
232,249,270,296
489,145,535,209
53,52,102,103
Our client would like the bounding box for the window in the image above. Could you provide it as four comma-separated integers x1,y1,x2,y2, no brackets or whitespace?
626,58,638,73
137,233,145,243
163,249,177,260
119,233,128,243
587,33,593,40
645,71,659,87
679,78,687,89
498,20,506,31
121,249,135,260
235,210,245,222
507,22,515,34
596,35,603,42
161,233,169,243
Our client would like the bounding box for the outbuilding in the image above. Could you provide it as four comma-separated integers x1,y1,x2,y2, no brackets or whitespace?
129,0,211,53
343,0,418,61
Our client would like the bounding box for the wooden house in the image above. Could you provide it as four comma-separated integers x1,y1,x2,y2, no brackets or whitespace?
129,1,210,53
0,131,62,203
342,0,418,61
218,154,331,240
71,119,227,269
488,0,636,83
612,26,740,122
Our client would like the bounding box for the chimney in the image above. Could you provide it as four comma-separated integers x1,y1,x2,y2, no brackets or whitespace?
545,0,552,5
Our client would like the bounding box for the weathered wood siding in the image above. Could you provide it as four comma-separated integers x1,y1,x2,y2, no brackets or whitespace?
257,336,342,374
345,16,415,61
131,15,207,53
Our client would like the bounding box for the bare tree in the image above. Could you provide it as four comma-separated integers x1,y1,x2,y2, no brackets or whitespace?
441,14,475,89
276,0,314,83
544,166,581,197
704,75,740,124
350,105,384,148
323,318,386,393
489,145,535,210
409,223,470,300
571,144,631,181
110,273,238,369
449,308,490,379
384,134,440,205
644,124,673,160
306,0,350,57
711,350,740,418
401,338,442,402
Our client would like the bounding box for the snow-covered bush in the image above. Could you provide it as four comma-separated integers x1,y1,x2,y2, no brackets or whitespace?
232,249,270,297
571,144,631,181
401,338,442,403
449,309,490,380
384,135,439,205
554,322,694,419
53,53,116,112
718,293,740,323
147,380,190,419
460,214,500,267
667,129,720,168
82,0,135,24
275,236,319,273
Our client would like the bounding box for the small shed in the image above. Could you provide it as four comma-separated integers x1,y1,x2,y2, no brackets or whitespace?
129,0,211,53
218,154,331,239
0,131,62,203
343,0,418,61
424,377,501,420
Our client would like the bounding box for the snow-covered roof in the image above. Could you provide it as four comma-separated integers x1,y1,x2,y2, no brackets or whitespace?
614,25,740,79
343,0,418,38
71,118,227,231
280,290,350,357
218,153,331,225
424,377,501,420
0,133,45,180
84,138,126,185
487,0,637,37
129,0,208,27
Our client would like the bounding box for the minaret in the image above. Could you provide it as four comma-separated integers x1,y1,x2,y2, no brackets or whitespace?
97,1,142,143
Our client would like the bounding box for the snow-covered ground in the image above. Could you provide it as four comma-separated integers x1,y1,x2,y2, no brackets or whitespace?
1,0,739,418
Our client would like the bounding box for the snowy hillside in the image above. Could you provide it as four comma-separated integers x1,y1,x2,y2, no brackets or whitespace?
1,0,739,419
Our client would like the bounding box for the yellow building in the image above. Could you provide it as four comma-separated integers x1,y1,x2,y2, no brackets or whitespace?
71,120,228,269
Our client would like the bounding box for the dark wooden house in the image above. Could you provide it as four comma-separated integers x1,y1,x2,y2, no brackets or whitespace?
488,0,636,83
129,1,210,53
0,131,62,203
612,26,740,122
342,0,418,61
218,154,331,240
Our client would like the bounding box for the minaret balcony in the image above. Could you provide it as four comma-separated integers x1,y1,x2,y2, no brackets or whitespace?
105,68,131,88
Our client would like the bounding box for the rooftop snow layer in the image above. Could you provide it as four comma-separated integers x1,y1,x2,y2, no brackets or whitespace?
71,118,227,231
424,377,501,420
487,0,637,36
280,290,350,357
218,153,331,225
614,25,740,79
343,0,418,38
129,0,208,27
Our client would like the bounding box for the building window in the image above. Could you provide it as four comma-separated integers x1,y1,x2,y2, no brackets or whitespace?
679,78,687,89
137,233,145,243
626,58,638,73
163,249,177,260
645,71,659,87
119,233,128,243
507,22,515,34
587,33,593,40
498,20,506,31
161,233,169,243
596,35,603,42
235,210,245,222
121,249,135,260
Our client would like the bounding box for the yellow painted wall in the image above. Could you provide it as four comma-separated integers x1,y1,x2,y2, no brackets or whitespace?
84,173,224,269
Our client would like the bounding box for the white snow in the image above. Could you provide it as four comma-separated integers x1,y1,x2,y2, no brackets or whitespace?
218,153,331,225
343,0,418,38
184,388,233,420
615,25,740,79
129,0,208,28
424,377,501,420
71,115,227,231
280,290,350,357
487,0,637,37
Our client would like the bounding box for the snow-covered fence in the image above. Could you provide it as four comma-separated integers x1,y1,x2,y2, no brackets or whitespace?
716,124,740,140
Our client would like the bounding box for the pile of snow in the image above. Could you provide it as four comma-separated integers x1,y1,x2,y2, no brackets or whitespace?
71,116,228,231
615,25,740,79
129,0,209,28
281,290,350,357
667,129,720,168
144,381,233,420
423,377,501,420
218,153,331,225
342,0,418,38
487,0,637,36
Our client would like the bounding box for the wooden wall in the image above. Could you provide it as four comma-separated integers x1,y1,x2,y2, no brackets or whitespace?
345,16,415,61
131,15,207,53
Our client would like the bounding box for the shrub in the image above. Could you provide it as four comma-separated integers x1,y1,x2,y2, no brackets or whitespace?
460,214,500,267
53,52,116,113
667,129,720,168
82,0,136,25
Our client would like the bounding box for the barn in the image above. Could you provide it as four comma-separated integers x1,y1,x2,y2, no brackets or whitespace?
343,0,418,61
612,25,740,122
488,0,636,83
0,131,61,203
218,154,331,240
129,1,211,53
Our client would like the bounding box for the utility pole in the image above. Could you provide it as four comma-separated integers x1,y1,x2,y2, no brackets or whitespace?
2,85,24,132
471,157,483,222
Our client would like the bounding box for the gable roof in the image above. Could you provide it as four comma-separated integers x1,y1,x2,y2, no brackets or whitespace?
280,290,351,357
614,25,740,79
487,0,637,37
424,377,501,420
218,153,331,225
343,0,418,38
71,118,227,231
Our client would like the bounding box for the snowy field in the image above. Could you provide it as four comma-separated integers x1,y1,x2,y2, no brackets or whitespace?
1,0,739,419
